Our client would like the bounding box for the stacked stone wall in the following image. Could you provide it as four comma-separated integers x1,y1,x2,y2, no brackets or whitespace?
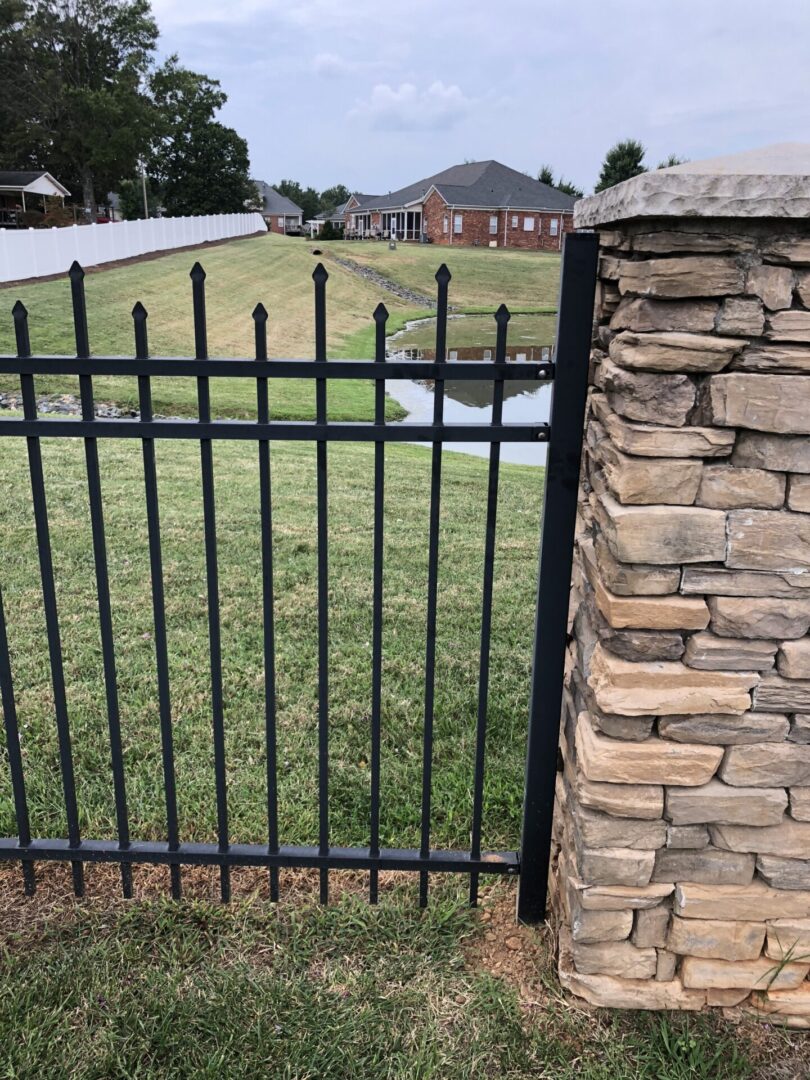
557,218,810,1027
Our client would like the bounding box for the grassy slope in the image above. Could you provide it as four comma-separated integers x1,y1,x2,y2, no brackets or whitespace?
0,234,561,420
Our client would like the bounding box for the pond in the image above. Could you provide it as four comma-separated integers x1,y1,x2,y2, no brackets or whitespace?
386,313,556,466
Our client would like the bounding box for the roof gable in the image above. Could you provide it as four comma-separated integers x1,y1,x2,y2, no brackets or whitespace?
253,181,303,216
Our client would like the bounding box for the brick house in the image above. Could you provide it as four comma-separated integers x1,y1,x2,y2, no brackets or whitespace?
343,161,575,249
253,181,303,234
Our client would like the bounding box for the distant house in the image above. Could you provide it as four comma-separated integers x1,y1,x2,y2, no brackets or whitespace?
253,181,303,234
0,170,70,227
343,161,575,249
307,199,349,236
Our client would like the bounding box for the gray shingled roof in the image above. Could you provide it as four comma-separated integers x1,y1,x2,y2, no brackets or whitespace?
348,161,576,213
253,181,303,216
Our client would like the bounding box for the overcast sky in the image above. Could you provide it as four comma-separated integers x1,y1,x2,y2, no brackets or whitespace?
150,0,810,195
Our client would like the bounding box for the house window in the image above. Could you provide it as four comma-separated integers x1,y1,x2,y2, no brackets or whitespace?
483,349,492,361
523,216,535,231
511,215,518,228
277,217,284,227
453,213,463,234
448,350,458,360
443,215,448,234
550,217,559,236
489,215,498,235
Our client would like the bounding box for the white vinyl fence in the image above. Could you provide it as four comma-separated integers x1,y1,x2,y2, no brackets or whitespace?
0,212,267,283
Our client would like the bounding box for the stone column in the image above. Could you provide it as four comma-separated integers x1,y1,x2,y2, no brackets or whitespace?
555,145,810,1027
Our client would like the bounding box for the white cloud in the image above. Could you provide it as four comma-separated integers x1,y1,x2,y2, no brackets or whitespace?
312,52,386,78
350,81,473,132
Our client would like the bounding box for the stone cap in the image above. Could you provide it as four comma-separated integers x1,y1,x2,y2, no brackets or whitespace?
574,143,810,228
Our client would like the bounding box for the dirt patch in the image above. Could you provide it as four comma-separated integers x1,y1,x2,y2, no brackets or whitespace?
0,231,266,291
465,879,562,1013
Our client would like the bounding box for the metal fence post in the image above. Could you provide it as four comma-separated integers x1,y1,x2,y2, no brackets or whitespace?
517,230,598,925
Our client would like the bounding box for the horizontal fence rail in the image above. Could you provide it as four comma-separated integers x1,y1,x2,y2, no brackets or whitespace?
0,236,598,918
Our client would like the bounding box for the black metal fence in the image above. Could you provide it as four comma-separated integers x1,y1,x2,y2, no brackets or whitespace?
0,232,597,922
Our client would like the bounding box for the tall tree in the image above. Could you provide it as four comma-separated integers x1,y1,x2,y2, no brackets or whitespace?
0,0,159,219
150,58,257,215
319,183,351,213
594,139,647,193
276,179,319,223
537,164,583,199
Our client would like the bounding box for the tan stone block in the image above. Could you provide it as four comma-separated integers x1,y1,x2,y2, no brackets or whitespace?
558,929,707,1009
747,982,810,1023
574,801,667,851
586,645,756,718
572,938,658,979
788,475,810,513
598,356,696,426
618,257,745,300
733,432,810,474
790,789,810,822
632,905,671,948
597,493,727,566
609,297,719,334
667,824,709,848
581,539,708,630
681,955,808,990
571,905,634,944
592,395,735,458
683,634,777,673
720,743,810,787
709,596,810,640
655,950,678,981
577,882,675,911
659,711,787,745
716,297,765,337
732,344,810,373
674,880,810,921
706,988,751,1006
590,434,703,506
778,638,810,678
696,465,785,511
727,509,810,572
593,533,682,596
668,915,765,961
628,227,755,256
665,779,787,826
746,264,794,311
681,566,810,598
610,330,745,374
757,854,810,890
765,918,810,960
652,847,754,885
796,270,810,307
766,310,810,343
576,845,656,887
791,715,810,742
708,373,810,435
712,819,810,859
754,673,810,712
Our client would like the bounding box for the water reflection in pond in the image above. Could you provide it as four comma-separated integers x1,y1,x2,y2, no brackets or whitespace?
386,313,556,466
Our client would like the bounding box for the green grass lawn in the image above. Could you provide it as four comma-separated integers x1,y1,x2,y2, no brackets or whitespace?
0,872,793,1079
0,436,543,851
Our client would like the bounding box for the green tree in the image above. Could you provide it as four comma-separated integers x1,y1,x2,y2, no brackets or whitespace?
117,174,156,219
276,180,319,223
537,164,583,199
0,0,159,220
151,58,257,215
594,139,647,193
319,183,351,213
